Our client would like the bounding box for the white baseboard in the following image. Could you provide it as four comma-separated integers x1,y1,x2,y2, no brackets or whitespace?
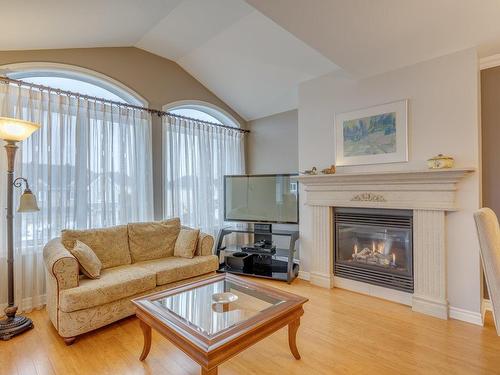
298,271,310,281
310,272,334,288
449,306,483,326
412,295,448,320
482,298,492,322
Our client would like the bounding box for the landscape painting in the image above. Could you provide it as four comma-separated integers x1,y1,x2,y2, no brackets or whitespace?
335,100,408,166
342,112,396,157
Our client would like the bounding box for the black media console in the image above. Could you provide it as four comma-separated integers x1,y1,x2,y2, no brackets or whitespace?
215,226,300,283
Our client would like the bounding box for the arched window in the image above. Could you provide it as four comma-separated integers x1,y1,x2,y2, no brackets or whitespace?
164,100,240,128
0,62,153,235
3,62,146,106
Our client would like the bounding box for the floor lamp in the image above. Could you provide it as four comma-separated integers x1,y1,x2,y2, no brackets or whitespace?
0,117,40,341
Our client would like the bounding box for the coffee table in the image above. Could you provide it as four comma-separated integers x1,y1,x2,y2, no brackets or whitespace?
132,273,308,375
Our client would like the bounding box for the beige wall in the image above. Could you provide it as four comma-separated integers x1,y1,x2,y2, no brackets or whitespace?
0,47,245,122
246,109,298,174
298,48,481,317
481,66,500,216
0,47,246,219
245,109,300,257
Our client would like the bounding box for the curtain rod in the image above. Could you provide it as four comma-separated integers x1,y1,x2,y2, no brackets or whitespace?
0,76,249,134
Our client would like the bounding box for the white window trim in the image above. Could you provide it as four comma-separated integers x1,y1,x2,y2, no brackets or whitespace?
0,62,147,106
164,100,241,128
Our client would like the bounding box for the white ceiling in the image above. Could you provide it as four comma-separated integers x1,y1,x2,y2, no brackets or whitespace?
137,0,337,120
0,0,337,121
0,0,181,49
246,0,500,78
3,0,500,120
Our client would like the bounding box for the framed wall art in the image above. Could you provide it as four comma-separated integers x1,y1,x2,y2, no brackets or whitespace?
334,100,408,166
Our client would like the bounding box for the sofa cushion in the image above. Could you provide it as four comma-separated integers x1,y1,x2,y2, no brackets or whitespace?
174,229,200,259
70,240,102,279
196,232,214,256
59,264,156,313
128,218,180,262
61,225,131,269
135,255,219,286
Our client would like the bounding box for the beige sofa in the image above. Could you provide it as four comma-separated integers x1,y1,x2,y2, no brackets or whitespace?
43,218,218,344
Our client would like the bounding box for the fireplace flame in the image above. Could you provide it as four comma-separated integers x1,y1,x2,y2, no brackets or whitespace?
377,243,385,254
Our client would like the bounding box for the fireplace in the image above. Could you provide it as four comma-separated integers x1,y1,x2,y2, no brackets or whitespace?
334,207,413,293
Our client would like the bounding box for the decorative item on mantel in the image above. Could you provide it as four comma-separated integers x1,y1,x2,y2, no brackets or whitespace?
427,154,454,169
321,165,336,174
301,166,317,175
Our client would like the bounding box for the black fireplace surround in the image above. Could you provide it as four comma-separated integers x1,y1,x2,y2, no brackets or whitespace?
334,207,414,293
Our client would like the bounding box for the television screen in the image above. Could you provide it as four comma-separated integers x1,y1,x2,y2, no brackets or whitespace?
224,174,299,224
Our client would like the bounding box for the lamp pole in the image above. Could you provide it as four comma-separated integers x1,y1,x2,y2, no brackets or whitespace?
0,141,34,340
0,117,40,341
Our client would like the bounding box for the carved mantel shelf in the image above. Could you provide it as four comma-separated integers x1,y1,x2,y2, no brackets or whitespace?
295,168,475,211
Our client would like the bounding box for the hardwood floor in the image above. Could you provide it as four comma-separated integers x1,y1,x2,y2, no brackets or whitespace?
2,278,500,375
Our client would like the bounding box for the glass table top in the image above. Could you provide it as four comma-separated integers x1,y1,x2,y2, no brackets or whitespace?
152,278,285,337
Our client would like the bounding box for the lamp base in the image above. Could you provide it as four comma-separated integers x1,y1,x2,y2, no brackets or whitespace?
0,306,34,341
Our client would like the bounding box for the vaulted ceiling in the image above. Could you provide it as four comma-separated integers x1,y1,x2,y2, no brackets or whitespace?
246,0,500,77
2,0,500,120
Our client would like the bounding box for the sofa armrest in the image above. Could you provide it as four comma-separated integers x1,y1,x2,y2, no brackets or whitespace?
197,232,214,256
43,238,79,290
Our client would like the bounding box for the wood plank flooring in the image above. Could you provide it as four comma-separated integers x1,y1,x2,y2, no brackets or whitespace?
2,278,500,375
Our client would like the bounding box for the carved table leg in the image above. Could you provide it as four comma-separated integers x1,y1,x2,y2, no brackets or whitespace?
139,320,152,361
201,367,218,375
288,318,301,360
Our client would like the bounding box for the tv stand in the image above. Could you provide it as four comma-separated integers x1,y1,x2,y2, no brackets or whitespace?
215,226,299,283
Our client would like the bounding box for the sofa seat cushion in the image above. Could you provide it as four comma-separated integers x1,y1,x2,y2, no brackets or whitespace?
128,218,181,262
61,225,131,269
135,255,219,286
59,265,156,313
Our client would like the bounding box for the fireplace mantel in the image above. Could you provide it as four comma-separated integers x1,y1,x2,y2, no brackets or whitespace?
296,168,475,211
296,167,475,320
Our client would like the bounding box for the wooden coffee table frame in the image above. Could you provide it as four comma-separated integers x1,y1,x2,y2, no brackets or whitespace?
132,273,308,375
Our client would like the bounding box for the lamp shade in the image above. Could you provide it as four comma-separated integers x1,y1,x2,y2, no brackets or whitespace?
17,189,39,212
0,117,40,142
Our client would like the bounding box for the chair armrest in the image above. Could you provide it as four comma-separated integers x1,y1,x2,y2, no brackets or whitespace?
197,232,215,256
43,238,79,290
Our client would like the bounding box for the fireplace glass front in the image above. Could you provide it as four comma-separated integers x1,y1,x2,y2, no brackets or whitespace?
334,207,413,292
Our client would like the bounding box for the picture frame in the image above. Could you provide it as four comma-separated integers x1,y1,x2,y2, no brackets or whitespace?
334,99,408,166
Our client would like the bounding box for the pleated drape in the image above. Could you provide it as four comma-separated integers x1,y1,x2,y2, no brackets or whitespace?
162,116,245,236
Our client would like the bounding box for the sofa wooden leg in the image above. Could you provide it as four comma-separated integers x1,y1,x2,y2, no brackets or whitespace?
63,336,77,346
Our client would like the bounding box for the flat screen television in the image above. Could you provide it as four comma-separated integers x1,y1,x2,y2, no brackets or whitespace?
224,174,299,224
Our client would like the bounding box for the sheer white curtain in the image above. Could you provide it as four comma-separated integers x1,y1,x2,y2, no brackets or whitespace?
0,83,154,313
163,116,245,235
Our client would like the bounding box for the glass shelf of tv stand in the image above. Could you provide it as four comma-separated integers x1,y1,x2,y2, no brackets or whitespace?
215,227,300,284
218,246,299,282
222,245,299,262
216,227,299,237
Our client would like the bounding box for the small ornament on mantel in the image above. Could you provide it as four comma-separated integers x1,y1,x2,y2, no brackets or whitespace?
321,164,336,174
302,166,318,175
427,154,454,169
